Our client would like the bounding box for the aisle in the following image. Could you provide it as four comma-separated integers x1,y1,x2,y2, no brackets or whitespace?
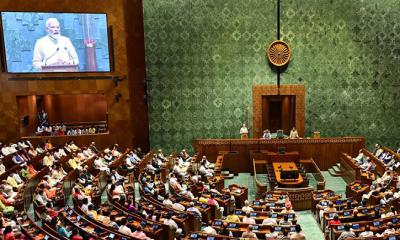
225,172,347,240
296,210,325,240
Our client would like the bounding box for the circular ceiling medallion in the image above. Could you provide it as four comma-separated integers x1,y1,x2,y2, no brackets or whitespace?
267,40,291,67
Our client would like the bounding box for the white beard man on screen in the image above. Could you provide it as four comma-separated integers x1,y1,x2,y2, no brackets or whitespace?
32,17,79,70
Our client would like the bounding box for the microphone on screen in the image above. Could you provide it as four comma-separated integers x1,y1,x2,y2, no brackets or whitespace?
64,47,75,65
44,47,59,66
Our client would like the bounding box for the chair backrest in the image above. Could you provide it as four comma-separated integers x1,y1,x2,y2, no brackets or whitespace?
277,130,284,139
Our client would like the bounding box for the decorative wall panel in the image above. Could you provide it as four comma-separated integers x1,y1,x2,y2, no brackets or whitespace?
144,0,400,153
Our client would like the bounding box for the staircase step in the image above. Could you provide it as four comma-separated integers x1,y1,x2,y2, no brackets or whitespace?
328,168,343,176
332,165,344,173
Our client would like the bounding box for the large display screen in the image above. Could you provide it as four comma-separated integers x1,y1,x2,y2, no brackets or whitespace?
1,12,111,73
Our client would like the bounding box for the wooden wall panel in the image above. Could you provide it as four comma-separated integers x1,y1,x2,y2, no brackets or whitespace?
0,0,149,150
194,137,365,172
41,94,107,123
253,85,305,138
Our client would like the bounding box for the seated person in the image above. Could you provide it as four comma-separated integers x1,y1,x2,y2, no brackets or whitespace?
265,227,278,239
360,157,373,171
35,188,51,206
262,212,277,226
376,222,396,237
358,225,373,238
201,155,215,169
353,149,366,164
262,129,272,139
42,152,55,167
289,126,300,139
242,211,256,224
199,161,214,177
290,224,306,240
279,215,291,226
241,225,258,239
94,156,110,173
242,200,254,212
373,143,384,157
337,224,356,240
12,153,25,165
187,201,202,219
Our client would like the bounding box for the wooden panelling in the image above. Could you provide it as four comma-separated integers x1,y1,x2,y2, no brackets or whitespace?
0,0,149,150
253,85,305,138
194,137,365,172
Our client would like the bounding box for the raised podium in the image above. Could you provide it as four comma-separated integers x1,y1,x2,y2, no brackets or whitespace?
42,64,79,72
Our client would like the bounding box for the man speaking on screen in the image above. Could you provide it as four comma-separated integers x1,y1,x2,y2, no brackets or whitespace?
32,18,79,70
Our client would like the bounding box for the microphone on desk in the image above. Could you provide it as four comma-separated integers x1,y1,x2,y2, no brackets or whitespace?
64,47,75,64
44,47,59,66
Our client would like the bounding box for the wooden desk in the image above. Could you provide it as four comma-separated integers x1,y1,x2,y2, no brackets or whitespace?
340,152,362,183
194,137,365,172
221,185,248,209
272,162,303,187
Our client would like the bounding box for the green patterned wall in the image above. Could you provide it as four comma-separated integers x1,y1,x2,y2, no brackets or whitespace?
144,0,400,153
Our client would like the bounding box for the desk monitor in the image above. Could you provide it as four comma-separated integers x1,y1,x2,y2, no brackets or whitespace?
280,170,299,180
287,214,294,219
352,223,360,230
253,200,260,206
274,226,282,232
252,225,259,231
392,218,399,224
201,204,208,209
337,225,345,231
267,202,275,207
373,221,380,227
108,233,115,239
362,208,369,214
343,211,351,217
278,146,286,154
206,237,215,240
228,223,237,228
290,226,296,232
221,195,230,200
189,233,198,239
388,236,397,240
335,200,342,205
214,220,223,226
94,227,103,234
271,213,278,218
319,201,328,207
250,212,258,217
44,236,49,240
152,224,159,231
235,210,243,215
